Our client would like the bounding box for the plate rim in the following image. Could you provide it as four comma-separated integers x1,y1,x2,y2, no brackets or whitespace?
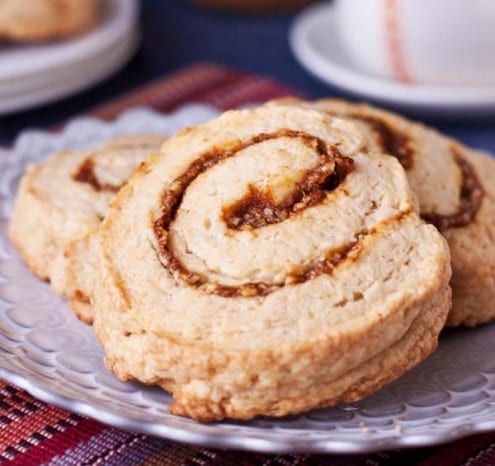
4,359,495,455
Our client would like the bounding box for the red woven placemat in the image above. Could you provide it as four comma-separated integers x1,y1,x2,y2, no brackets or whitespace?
1,62,495,466
89,62,299,118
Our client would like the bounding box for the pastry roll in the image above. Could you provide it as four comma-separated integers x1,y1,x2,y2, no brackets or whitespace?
93,106,451,421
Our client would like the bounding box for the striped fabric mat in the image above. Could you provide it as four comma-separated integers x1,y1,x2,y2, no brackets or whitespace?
1,63,495,466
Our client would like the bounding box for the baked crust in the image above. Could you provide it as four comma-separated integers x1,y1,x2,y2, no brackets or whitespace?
0,0,102,42
9,134,166,323
268,98,494,327
442,147,495,326
93,106,451,421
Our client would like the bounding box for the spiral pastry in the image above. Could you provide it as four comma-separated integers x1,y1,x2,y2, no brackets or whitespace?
9,134,166,323
0,0,101,42
93,106,451,421
268,98,494,327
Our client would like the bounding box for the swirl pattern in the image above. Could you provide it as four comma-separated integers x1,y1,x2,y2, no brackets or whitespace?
269,98,484,228
73,159,121,193
421,149,483,232
8,134,166,323
93,106,451,421
72,135,166,194
267,98,494,328
154,129,356,297
346,114,414,170
345,115,483,232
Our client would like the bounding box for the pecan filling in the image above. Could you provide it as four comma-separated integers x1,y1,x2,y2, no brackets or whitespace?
153,129,357,297
422,149,483,231
73,158,120,193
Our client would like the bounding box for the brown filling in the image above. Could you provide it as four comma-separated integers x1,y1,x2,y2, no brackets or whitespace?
198,241,361,298
350,114,414,170
330,111,483,230
153,129,356,297
224,145,354,230
72,159,120,192
422,149,484,231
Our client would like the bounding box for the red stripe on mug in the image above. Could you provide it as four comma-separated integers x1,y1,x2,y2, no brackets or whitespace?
384,0,412,83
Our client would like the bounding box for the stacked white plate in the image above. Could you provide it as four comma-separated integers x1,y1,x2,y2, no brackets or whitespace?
0,0,139,115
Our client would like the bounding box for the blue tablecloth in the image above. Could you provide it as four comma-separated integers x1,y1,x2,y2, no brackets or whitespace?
0,0,494,150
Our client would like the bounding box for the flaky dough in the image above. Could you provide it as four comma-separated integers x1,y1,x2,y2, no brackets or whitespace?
93,106,451,421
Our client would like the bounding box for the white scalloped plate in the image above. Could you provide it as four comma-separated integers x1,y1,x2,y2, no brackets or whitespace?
1,105,495,454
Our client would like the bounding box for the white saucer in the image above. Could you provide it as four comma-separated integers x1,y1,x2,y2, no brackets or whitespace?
290,3,495,116
0,0,139,115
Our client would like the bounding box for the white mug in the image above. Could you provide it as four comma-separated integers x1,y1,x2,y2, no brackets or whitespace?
335,0,495,86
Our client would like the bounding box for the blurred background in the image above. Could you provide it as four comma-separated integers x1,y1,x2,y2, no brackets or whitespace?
0,0,493,149
0,0,323,141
